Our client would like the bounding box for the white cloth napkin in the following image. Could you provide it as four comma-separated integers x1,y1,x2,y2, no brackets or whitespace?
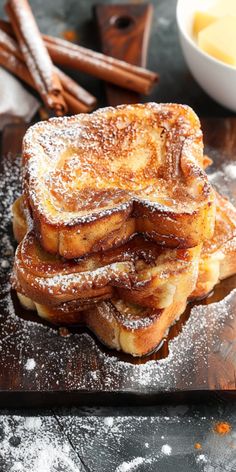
0,67,40,130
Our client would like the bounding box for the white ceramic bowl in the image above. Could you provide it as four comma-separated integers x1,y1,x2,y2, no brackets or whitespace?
176,0,236,111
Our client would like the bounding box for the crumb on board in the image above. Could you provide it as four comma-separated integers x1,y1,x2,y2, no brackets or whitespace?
24,358,36,371
213,422,232,435
161,444,172,455
194,442,202,449
58,327,70,337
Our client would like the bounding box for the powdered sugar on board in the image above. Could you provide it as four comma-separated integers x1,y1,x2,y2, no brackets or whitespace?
1,402,235,472
0,154,236,394
207,160,236,205
55,401,236,472
115,456,152,471
24,358,36,371
0,414,84,471
0,288,235,392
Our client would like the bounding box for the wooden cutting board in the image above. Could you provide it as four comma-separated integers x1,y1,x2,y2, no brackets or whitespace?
94,3,155,106
0,118,235,407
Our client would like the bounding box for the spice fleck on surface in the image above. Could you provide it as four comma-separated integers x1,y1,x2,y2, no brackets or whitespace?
214,422,232,435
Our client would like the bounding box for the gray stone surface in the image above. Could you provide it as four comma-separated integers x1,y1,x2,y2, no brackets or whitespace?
1,399,236,471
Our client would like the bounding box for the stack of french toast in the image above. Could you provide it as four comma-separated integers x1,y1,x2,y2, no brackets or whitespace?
11,103,236,356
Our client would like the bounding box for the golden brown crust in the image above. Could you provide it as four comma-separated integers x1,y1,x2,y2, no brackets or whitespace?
22,103,216,257
14,192,236,356
12,223,200,309
11,102,236,357
13,191,236,312
192,193,236,299
17,292,189,356
12,197,28,244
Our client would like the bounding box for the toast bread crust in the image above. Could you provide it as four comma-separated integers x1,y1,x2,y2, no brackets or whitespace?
12,197,200,309
17,292,190,356
14,192,236,356
192,193,236,299
11,102,236,357
22,103,215,257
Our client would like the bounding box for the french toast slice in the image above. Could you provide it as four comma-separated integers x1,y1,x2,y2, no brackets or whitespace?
14,193,236,356
12,230,134,306
12,226,200,309
12,196,201,309
17,292,189,356
22,103,215,258
192,193,236,299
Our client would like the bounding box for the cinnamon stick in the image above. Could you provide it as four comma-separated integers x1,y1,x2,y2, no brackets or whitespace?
55,67,96,111
0,18,158,95
0,42,95,114
63,91,94,114
0,29,96,114
44,35,158,84
0,28,21,59
5,0,67,116
0,46,35,89
0,19,13,36
45,41,156,95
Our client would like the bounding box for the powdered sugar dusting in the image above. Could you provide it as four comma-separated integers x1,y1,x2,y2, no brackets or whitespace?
23,104,209,228
0,152,236,395
24,358,36,371
11,0,58,94
207,160,236,205
0,155,22,294
0,414,83,471
103,417,114,428
116,456,150,471
54,403,236,472
196,454,207,463
161,444,172,455
0,282,235,393
224,163,236,180
33,262,133,294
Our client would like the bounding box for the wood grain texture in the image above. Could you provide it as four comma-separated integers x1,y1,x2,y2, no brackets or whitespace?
1,123,28,158
0,119,235,407
94,3,154,106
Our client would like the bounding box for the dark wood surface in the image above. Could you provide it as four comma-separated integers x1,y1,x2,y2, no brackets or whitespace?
94,3,154,106
0,118,235,407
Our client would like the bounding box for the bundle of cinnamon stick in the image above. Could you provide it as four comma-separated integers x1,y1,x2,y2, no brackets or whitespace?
1,0,158,116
